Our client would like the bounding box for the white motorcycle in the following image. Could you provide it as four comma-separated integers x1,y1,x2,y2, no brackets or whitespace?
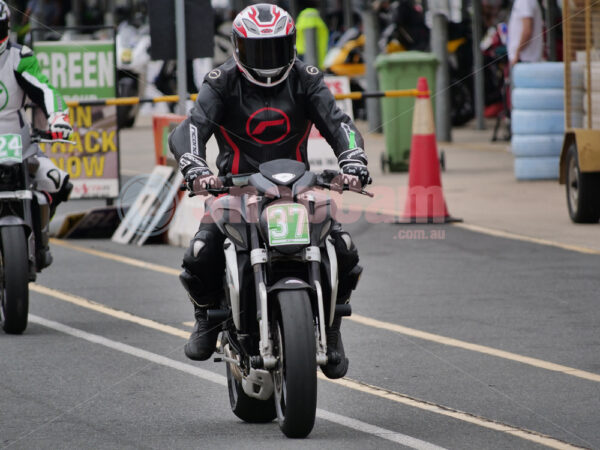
0,129,72,334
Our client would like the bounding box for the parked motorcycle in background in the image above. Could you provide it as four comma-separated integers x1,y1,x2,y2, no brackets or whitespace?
0,129,72,334
481,22,511,141
115,13,150,128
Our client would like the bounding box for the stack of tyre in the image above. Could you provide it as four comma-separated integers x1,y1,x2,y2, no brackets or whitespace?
511,62,584,180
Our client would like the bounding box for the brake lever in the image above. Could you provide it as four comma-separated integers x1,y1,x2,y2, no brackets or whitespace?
189,187,229,197
361,189,375,198
39,138,76,145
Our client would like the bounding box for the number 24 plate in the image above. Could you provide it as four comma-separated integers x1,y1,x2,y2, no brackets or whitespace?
267,204,310,246
0,134,23,163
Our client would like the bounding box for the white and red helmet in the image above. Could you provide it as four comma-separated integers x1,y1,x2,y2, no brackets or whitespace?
232,3,296,87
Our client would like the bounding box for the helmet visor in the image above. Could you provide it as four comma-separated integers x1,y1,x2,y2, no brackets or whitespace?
0,19,8,41
237,35,295,71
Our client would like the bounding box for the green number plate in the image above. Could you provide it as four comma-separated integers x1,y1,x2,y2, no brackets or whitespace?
267,203,310,246
0,134,23,163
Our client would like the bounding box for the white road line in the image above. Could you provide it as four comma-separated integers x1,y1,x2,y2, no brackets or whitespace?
29,314,446,450
31,287,587,449
316,410,445,450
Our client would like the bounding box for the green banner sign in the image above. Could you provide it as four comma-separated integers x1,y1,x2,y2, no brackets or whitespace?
34,39,119,199
34,40,115,100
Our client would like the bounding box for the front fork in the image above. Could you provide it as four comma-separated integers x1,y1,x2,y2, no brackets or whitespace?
250,226,278,369
308,252,328,366
251,223,329,368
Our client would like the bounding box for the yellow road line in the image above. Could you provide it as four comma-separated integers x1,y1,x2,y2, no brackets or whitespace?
50,239,180,276
319,375,585,450
30,284,188,339
452,223,600,256
341,205,600,256
349,315,600,383
31,284,585,450
49,238,600,383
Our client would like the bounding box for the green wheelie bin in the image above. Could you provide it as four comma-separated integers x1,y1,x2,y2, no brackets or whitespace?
375,52,438,172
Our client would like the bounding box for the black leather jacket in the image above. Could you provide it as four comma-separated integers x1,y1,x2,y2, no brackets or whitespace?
168,57,365,176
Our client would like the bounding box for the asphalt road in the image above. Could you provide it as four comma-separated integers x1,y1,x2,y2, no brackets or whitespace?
1,219,599,449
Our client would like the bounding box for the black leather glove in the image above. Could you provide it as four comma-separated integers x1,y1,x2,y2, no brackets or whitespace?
179,153,212,191
338,148,371,187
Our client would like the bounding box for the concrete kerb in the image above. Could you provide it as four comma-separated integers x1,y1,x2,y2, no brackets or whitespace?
359,119,600,252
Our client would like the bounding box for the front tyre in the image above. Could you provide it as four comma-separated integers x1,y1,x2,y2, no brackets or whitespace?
226,363,276,423
0,227,30,334
273,290,317,438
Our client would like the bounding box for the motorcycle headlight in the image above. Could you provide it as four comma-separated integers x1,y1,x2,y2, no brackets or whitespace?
224,223,247,249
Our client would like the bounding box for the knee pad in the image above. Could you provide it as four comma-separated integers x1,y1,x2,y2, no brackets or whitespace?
182,229,225,275
181,229,225,304
34,157,70,194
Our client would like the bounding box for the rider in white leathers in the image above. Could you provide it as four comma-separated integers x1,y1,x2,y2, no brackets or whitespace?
0,1,73,212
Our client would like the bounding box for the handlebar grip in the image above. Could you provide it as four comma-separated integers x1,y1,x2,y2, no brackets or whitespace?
33,129,53,139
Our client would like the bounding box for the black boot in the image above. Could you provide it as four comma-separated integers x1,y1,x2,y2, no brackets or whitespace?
184,306,220,361
321,316,349,379
49,177,73,219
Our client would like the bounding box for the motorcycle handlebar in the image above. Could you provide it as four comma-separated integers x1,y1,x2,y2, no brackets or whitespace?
183,171,374,197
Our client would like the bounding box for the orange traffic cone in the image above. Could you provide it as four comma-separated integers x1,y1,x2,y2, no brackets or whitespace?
401,77,460,223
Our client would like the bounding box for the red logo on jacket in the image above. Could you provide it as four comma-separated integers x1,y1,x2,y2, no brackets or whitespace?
246,107,290,145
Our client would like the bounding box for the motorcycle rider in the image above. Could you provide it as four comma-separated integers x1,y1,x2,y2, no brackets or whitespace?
169,3,369,379
0,1,73,221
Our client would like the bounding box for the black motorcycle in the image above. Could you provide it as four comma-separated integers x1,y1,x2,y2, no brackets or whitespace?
189,160,371,438
0,129,70,334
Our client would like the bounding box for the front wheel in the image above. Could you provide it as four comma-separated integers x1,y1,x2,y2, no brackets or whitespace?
272,289,317,438
0,227,30,334
566,143,600,223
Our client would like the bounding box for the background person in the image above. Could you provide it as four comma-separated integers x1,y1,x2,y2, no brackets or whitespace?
507,0,543,66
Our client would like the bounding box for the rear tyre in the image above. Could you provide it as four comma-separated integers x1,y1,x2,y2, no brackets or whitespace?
566,143,600,223
226,356,276,423
0,227,30,334
272,290,317,438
